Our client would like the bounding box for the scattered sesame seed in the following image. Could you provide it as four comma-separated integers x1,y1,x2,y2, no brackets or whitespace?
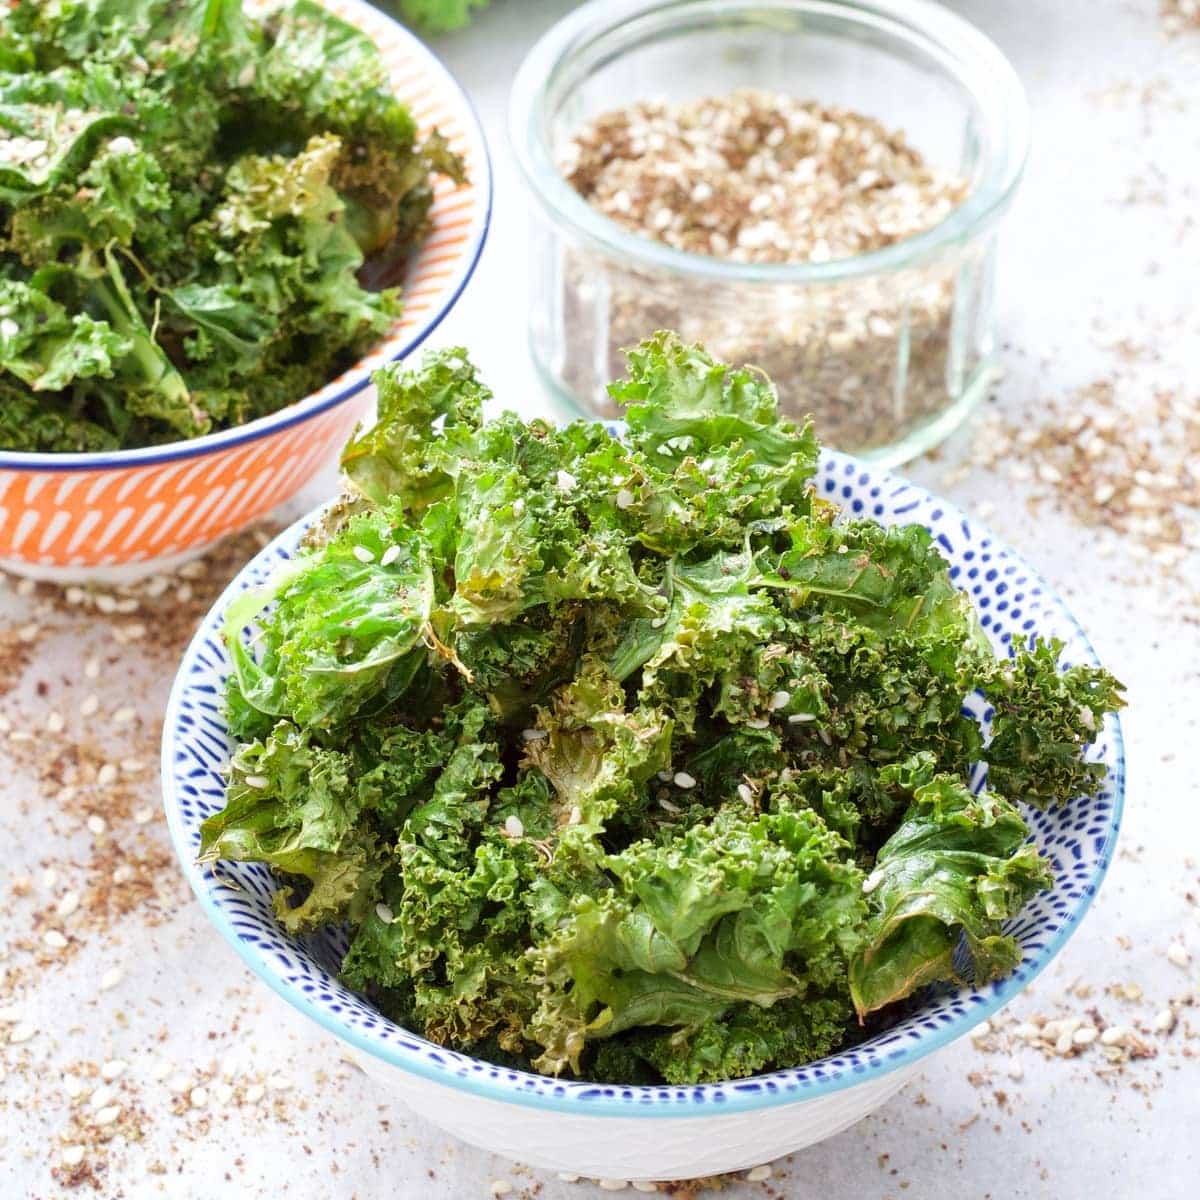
490,1183,513,1197
1166,942,1190,968
243,775,270,789
120,758,145,774
190,1086,209,1109
268,1073,293,1092
557,1175,581,1184
93,1104,121,1127
1154,1008,1177,1034
243,1083,266,1104
1073,1025,1099,1046
84,657,100,680
352,544,375,563
746,717,770,729
80,694,100,717
555,469,578,493
0,1006,22,1024
615,488,635,509
568,806,583,825
9,1023,36,1044
63,1074,85,1097
737,783,754,804
90,1085,116,1110
598,1182,629,1193
46,711,64,733
42,868,59,889
768,690,790,710
133,808,154,825
862,870,884,895
101,1060,128,1081
1099,1026,1128,1046
504,815,525,838
375,903,395,925
1006,1058,1024,1080
521,729,548,742
673,771,697,789
87,815,107,835
213,1082,235,1107
57,891,80,918
380,545,401,567
43,929,68,950
96,763,118,787
112,706,136,725
746,1164,774,1182
61,1146,85,1167
98,967,123,992
632,1185,659,1195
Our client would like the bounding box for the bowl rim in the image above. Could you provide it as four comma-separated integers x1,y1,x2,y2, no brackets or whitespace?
509,0,1030,284
0,0,493,474
162,452,1124,1118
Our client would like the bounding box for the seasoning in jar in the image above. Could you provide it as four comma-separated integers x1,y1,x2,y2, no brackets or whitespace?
558,91,976,455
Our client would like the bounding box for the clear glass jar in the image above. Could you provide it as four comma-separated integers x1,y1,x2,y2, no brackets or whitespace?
510,0,1029,465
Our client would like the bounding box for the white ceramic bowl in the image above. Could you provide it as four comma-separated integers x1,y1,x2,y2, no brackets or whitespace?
162,452,1123,1181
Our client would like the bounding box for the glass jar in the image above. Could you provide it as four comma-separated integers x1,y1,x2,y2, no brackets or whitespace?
510,0,1029,465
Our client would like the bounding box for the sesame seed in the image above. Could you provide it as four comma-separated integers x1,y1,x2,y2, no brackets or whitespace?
243,1083,266,1104
521,728,548,742
84,658,101,680
93,1104,121,1127
504,815,525,838
352,544,374,563
658,796,681,814
1154,1008,1177,1033
90,1085,116,1109
380,545,401,567
63,1075,85,1098
57,891,80,918
1005,1058,1024,1080
80,694,99,717
87,815,107,835
746,717,770,729
61,1146,85,1167
44,930,68,950
98,967,123,991
42,868,58,889
768,690,790,710
1166,943,1190,968
133,807,154,825
267,1073,293,1092
632,1185,659,1195
1073,1025,1098,1046
1054,1031,1075,1056
9,1023,36,1044
101,1060,128,1081
490,1183,513,1197
972,1020,992,1039
111,865,133,885
190,1086,209,1109
112,706,136,725
598,1182,629,1193
375,903,395,925
120,758,145,774
96,763,118,787
746,1164,774,1182
213,1082,235,1106
46,711,64,733
737,783,754,804
568,806,582,825
673,771,696,789
862,870,883,895
1099,1026,1128,1046
615,488,635,509
557,1175,581,1184
0,317,18,339
556,469,577,493
817,727,833,745
243,775,270,789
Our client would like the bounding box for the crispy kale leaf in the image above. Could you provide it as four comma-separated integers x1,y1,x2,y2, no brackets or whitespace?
0,0,464,450
205,334,1124,1086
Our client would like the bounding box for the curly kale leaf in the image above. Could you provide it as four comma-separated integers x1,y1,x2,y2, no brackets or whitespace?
528,803,865,1075
224,514,433,732
391,0,493,35
849,756,1053,1019
197,721,382,934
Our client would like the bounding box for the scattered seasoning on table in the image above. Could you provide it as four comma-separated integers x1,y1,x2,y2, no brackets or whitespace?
558,91,972,452
1162,0,1200,36
962,369,1198,570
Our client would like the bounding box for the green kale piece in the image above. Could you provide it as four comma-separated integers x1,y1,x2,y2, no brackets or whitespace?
849,755,1053,1019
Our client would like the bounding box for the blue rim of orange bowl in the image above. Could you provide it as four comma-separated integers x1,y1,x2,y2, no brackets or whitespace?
162,455,1125,1118
0,0,492,474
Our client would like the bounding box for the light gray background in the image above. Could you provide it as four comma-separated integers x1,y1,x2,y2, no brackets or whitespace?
2,2,1197,1197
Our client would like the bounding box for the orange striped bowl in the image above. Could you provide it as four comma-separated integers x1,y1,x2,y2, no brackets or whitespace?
0,0,490,584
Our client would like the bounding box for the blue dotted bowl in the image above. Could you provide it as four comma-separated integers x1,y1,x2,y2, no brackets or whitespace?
161,450,1123,1174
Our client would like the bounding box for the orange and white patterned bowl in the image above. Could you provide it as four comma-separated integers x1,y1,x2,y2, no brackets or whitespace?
0,0,491,584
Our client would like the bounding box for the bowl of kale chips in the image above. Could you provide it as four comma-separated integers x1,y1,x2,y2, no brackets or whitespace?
164,335,1124,1180
0,0,489,580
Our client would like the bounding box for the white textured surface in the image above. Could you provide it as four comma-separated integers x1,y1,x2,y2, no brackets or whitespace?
2,2,1198,1198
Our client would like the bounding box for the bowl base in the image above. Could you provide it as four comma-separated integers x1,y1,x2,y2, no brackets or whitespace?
1,543,211,586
